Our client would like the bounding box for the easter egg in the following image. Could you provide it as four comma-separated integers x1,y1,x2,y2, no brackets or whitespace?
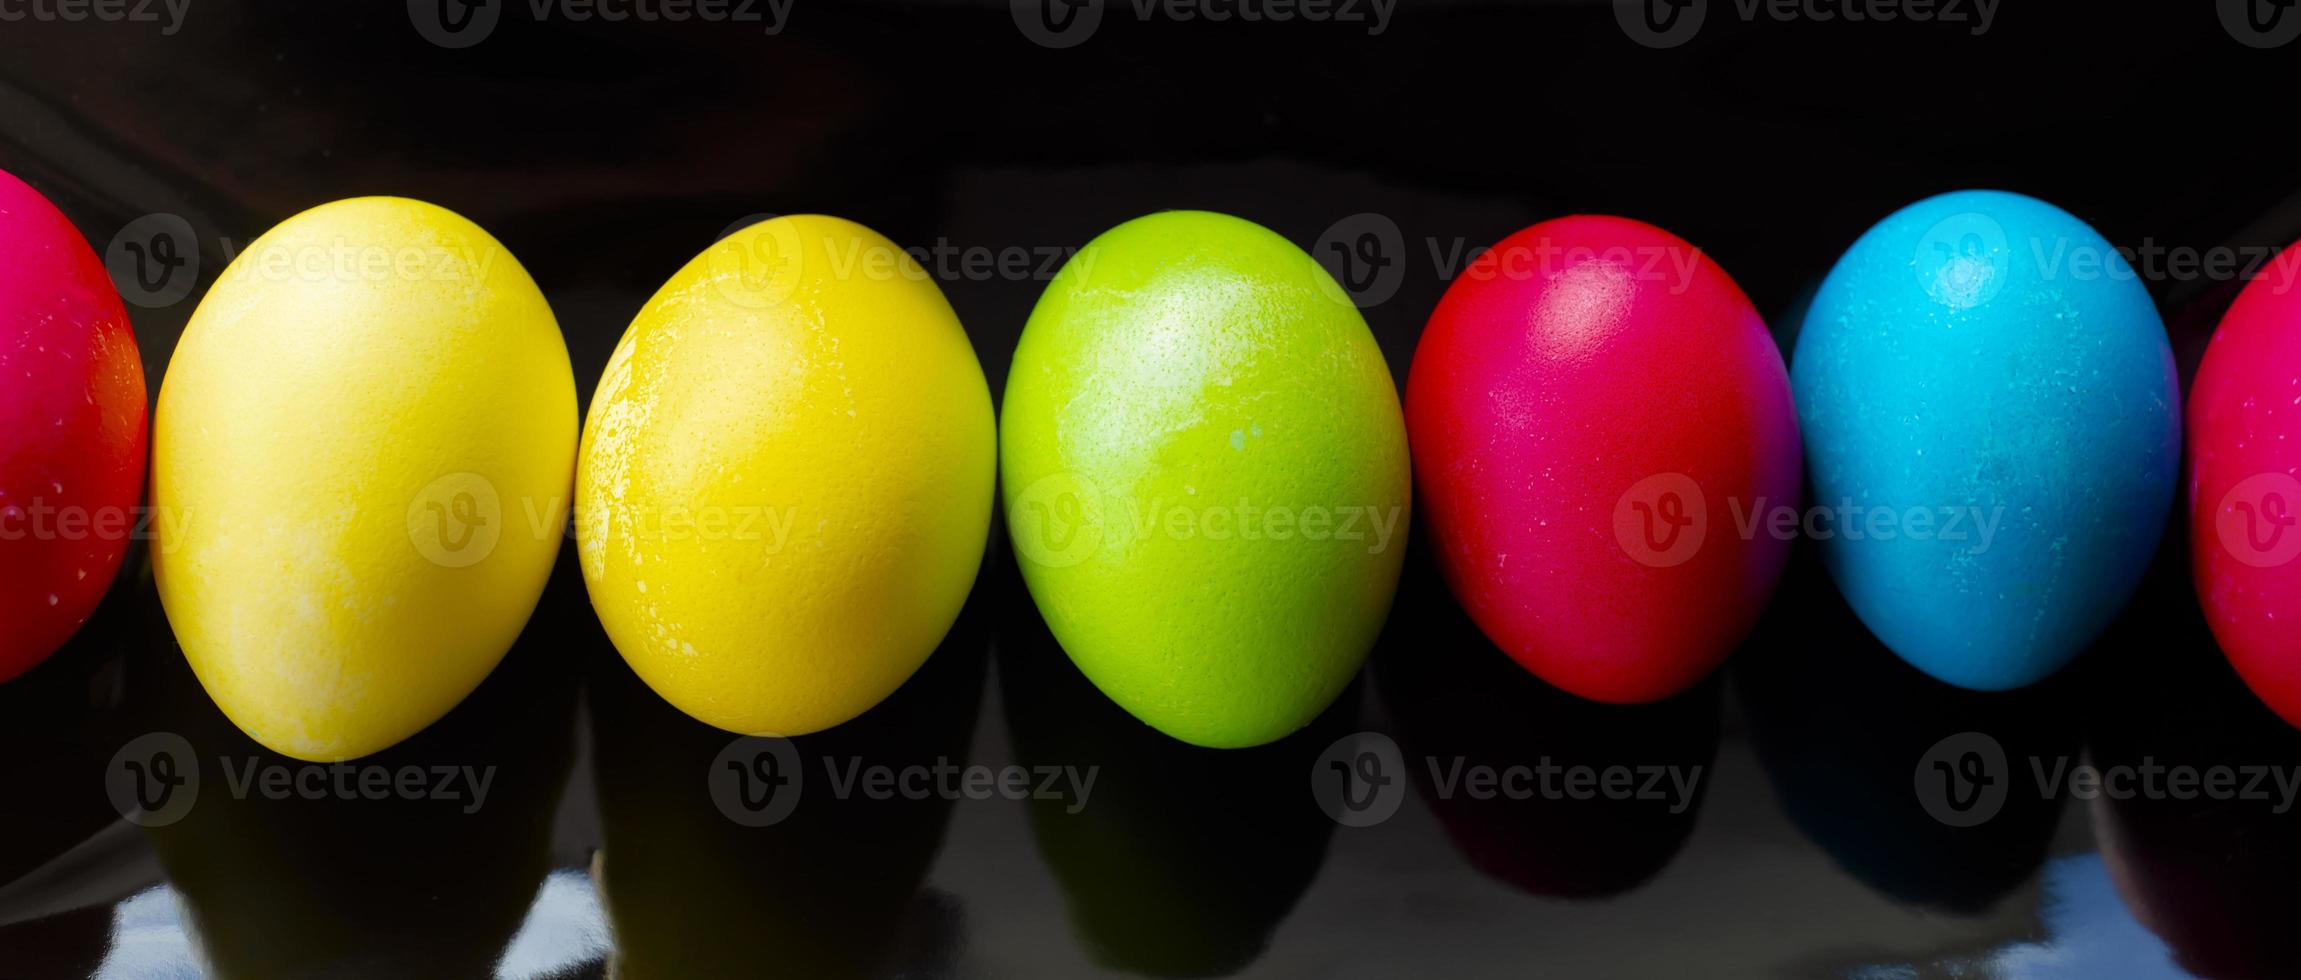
577,214,994,737
1405,215,1800,703
1792,190,2179,690
1001,210,1409,749
0,170,147,684
2189,239,2301,728
153,197,576,762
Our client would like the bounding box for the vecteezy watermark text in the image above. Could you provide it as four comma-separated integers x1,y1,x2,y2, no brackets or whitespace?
0,501,189,548
1912,210,2301,311
1915,731,2301,827
105,214,508,309
1313,212,1710,308
1615,0,1998,49
1309,732,1704,827
408,0,794,49
0,0,189,34
1011,0,1396,49
703,214,1096,311
1010,471,1404,570
1423,756,1704,814
708,736,1099,827
1613,473,2005,570
106,732,498,828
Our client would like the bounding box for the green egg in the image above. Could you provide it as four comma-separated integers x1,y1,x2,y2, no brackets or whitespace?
1001,210,1410,748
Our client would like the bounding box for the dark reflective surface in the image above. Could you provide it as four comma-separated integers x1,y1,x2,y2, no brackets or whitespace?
0,521,2282,980
997,546,1343,978
6,3,2301,977
590,552,988,979
1735,542,2078,915
1380,539,1719,899
134,550,581,978
2087,540,2301,979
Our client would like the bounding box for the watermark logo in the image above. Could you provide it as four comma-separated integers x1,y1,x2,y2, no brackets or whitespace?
1914,731,2007,827
1617,0,1996,47
711,213,1088,303
105,213,200,309
1915,731,2301,825
107,732,498,823
708,213,808,311
709,735,804,828
409,0,500,47
1008,471,1405,570
1914,211,2011,310
1312,731,1704,826
106,214,513,307
1010,471,1107,569
1011,0,1103,48
1615,0,1705,48
1311,731,1406,828
1614,472,1707,568
1013,0,1395,48
1611,474,2006,566
2217,472,2301,569
412,0,791,48
407,472,504,569
2221,0,2301,48
107,732,200,828
1312,209,2299,311
707,736,1098,825
1312,212,1406,308
1911,214,2301,304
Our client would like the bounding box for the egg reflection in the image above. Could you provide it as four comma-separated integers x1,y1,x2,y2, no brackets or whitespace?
1377,544,1718,897
0,558,147,979
1734,542,2075,913
0,548,144,888
130,550,583,978
996,547,1345,978
588,558,988,979
2088,542,2301,978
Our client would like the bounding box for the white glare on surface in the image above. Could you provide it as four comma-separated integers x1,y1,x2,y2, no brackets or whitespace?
95,886,200,980
495,868,612,979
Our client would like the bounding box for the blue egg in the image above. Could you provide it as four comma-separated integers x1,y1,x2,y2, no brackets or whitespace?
1790,190,2179,690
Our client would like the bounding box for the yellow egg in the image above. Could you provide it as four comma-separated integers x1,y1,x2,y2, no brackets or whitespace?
153,197,577,762
577,214,994,736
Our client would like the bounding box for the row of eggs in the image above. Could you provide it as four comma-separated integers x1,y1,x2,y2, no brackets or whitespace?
4,169,2296,761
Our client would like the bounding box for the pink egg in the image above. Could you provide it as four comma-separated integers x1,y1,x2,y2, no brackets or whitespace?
2190,240,2301,728
1405,215,1800,702
0,169,148,683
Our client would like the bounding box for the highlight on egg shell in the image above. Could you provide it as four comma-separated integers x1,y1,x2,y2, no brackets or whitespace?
153,197,578,762
576,214,996,738
2189,238,2301,729
0,168,149,684
1000,210,1411,750
1404,215,1801,704
1791,189,2180,691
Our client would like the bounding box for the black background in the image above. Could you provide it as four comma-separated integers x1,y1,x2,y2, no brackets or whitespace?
4,2,2301,977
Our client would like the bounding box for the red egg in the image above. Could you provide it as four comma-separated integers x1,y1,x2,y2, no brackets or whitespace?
1404,216,1800,702
2188,241,2301,728
0,170,148,683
